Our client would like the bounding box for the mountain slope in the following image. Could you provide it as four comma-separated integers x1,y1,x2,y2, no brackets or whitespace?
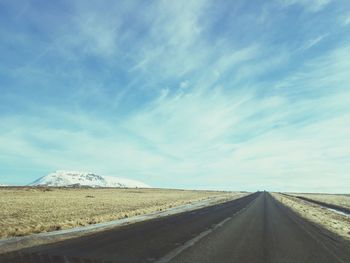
30,171,150,188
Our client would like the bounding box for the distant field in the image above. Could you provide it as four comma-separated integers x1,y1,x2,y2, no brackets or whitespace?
289,193,350,209
0,187,243,238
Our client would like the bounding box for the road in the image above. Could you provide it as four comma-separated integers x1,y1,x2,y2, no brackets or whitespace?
1,192,350,263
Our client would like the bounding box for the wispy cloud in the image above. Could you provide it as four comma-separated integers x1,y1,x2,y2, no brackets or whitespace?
298,34,327,51
0,0,350,192
277,0,333,12
341,13,350,25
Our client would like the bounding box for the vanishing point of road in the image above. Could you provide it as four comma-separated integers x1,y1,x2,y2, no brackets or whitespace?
1,192,350,263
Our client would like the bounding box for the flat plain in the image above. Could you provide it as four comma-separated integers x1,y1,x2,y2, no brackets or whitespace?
0,187,242,239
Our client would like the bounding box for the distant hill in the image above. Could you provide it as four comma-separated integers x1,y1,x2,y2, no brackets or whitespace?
29,171,150,188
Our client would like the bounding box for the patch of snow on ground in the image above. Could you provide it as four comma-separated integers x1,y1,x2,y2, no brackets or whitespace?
327,208,350,217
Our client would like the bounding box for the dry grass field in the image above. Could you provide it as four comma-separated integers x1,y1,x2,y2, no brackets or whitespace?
0,187,243,239
289,193,350,209
272,193,350,241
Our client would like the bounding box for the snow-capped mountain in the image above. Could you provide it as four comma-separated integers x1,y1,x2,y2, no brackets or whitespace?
29,171,150,188
0,184,7,187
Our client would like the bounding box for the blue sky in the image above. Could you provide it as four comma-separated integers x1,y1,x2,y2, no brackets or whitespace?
1,0,350,192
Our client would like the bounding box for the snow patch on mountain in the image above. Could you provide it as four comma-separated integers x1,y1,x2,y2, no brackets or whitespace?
29,171,150,188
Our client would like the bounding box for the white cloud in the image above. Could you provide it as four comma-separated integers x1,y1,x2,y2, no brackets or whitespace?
1,0,349,192
298,34,327,51
341,14,350,25
278,0,332,12
179,80,190,89
75,15,119,56
3,44,350,191
122,44,350,192
129,0,210,78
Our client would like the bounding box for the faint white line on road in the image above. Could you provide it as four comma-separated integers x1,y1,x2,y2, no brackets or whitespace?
155,217,232,263
156,192,259,263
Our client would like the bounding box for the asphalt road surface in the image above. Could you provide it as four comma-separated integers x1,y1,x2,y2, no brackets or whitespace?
1,192,350,263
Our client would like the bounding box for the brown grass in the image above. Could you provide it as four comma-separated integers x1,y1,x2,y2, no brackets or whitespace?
0,187,242,238
288,193,350,209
